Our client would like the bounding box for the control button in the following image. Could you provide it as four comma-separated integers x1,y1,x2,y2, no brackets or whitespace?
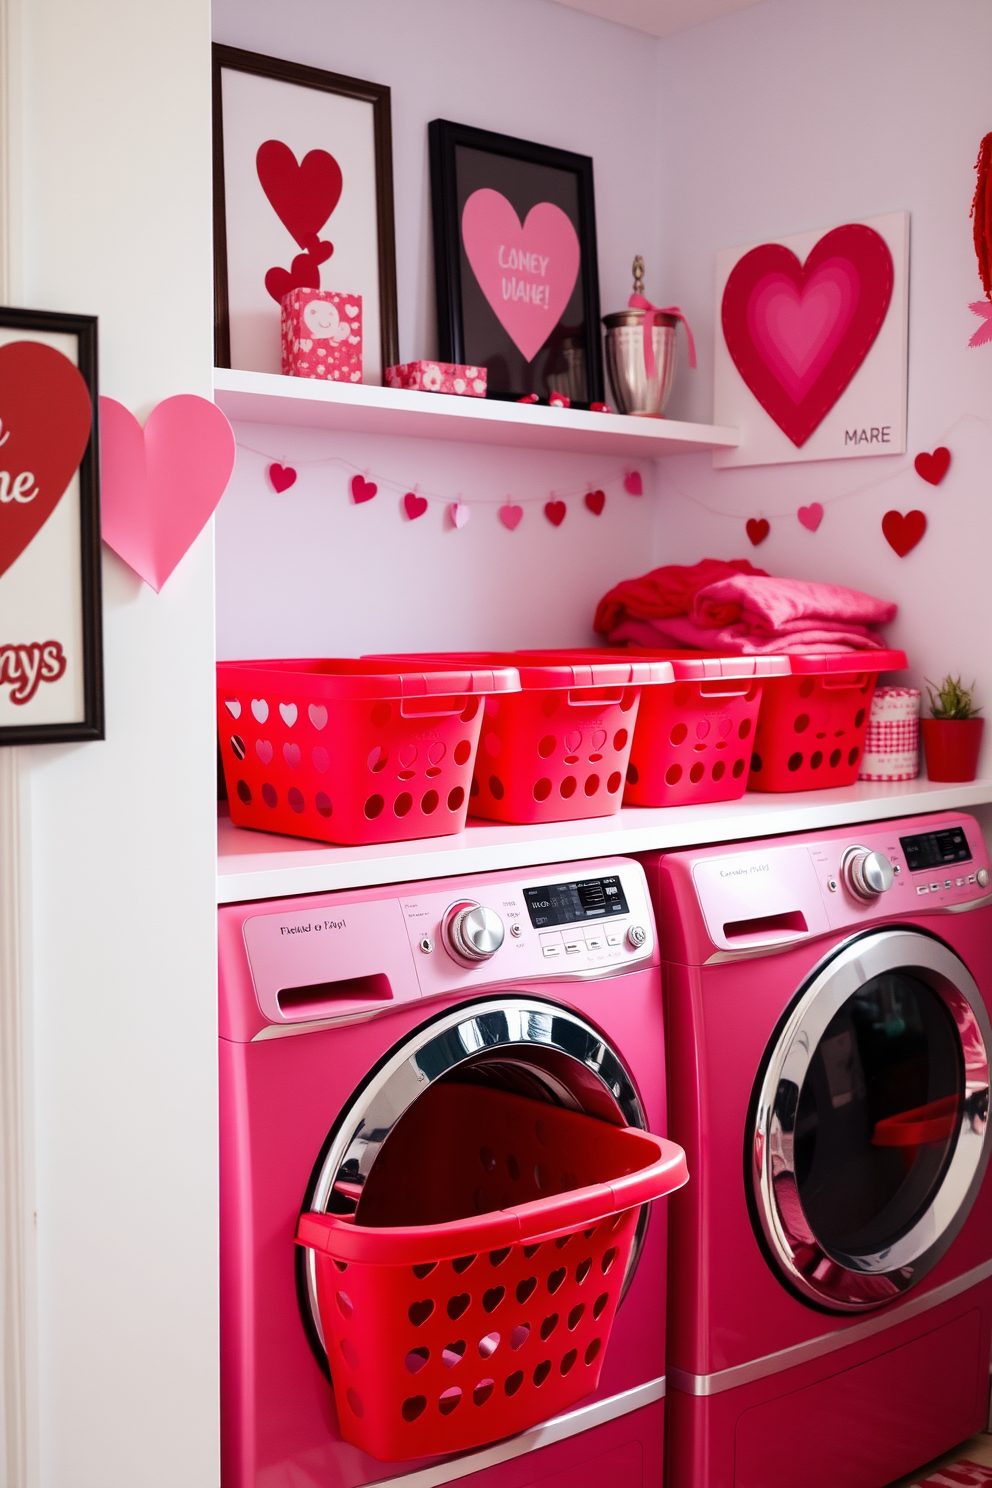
419,936,434,954
606,929,624,946
945,879,952,889
826,877,838,893
957,878,965,887
510,923,523,938
584,934,605,951
930,883,940,893
917,884,929,895
979,868,990,889
626,924,648,950
542,944,562,958
443,901,505,962
892,864,901,874
841,846,895,901
563,938,583,955
969,875,977,885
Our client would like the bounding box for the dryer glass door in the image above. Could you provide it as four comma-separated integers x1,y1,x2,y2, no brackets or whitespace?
751,929,991,1311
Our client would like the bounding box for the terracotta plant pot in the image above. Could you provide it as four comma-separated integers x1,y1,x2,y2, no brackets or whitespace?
921,717,984,782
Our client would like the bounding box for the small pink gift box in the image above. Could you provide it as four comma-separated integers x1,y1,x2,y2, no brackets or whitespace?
385,361,487,397
281,290,362,382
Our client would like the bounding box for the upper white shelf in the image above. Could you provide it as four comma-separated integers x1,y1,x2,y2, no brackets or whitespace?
213,367,739,458
217,777,992,904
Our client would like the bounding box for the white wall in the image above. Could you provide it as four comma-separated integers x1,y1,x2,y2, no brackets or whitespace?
650,0,992,763
212,0,669,656
14,1,218,1484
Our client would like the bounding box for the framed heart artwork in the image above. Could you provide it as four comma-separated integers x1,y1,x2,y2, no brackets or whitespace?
0,307,103,744
429,120,603,405
212,45,398,383
713,212,909,469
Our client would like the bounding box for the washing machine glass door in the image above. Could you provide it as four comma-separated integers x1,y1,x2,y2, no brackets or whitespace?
751,929,992,1311
300,996,649,1366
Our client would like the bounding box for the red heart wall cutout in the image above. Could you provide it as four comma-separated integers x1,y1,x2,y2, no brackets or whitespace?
545,500,566,527
0,341,92,579
882,509,926,556
746,517,770,546
721,224,894,447
100,395,236,591
268,463,296,493
256,140,343,248
914,447,950,485
351,475,377,504
264,252,322,305
403,492,428,520
584,489,605,515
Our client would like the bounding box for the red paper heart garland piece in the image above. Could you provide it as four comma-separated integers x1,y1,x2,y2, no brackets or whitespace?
623,470,643,495
914,447,951,485
882,509,926,556
797,503,824,531
746,517,770,546
0,341,93,580
268,463,296,493
403,491,428,520
721,224,894,447
351,475,377,504
584,489,605,515
545,500,566,527
100,394,236,591
256,140,343,249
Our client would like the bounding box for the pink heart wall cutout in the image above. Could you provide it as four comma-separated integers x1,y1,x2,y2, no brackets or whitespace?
351,475,377,503
746,517,770,546
882,509,926,556
499,503,523,531
256,141,343,249
797,502,824,531
545,500,566,527
449,501,471,529
914,447,951,485
584,489,606,515
721,224,894,447
268,462,296,493
100,394,236,592
461,189,581,363
403,491,428,520
623,470,643,496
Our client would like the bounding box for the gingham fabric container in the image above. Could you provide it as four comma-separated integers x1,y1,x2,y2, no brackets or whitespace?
858,685,920,781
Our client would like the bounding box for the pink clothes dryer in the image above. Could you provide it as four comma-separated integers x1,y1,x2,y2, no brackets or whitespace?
220,856,678,1488
641,811,992,1488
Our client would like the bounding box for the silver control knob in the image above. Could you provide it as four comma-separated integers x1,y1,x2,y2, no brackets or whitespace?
626,924,648,949
978,867,990,889
443,901,505,962
841,846,895,901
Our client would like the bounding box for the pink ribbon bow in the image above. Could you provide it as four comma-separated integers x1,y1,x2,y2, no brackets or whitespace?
628,294,697,379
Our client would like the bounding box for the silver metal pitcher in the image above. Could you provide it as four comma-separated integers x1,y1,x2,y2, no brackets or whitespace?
602,257,678,416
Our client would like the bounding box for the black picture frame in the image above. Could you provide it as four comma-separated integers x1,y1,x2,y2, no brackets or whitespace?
429,119,603,405
212,43,399,375
0,306,103,746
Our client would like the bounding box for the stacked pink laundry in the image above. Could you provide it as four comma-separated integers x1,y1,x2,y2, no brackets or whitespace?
597,567,897,655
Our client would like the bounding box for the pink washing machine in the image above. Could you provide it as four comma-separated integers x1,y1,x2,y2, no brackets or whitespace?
642,811,992,1488
220,856,681,1488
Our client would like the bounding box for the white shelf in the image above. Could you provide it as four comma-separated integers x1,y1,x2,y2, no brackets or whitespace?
217,777,992,904
213,367,739,458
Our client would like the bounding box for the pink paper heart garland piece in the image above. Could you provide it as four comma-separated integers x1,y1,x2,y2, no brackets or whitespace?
584,489,605,515
268,462,296,492
882,509,926,556
449,502,471,529
545,500,567,527
499,503,523,531
721,224,893,447
914,447,950,485
351,475,377,503
623,470,643,495
746,517,770,546
100,394,236,592
403,491,428,520
797,502,824,531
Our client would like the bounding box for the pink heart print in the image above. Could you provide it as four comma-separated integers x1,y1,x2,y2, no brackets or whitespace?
623,470,643,496
499,503,524,531
461,189,581,363
403,491,428,520
99,394,236,592
449,501,471,528
351,474,377,503
797,502,824,531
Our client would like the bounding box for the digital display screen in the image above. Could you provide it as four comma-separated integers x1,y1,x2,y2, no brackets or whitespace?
900,827,972,873
524,876,629,929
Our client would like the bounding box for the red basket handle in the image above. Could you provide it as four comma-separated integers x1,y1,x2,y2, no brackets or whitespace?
296,1133,688,1267
566,688,625,707
697,680,754,698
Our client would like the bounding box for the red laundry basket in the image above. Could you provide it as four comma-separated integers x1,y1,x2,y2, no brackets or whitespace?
216,658,519,845
748,650,908,792
296,1083,688,1462
367,652,673,824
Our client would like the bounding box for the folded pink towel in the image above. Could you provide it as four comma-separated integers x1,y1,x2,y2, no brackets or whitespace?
608,616,888,654
691,574,897,633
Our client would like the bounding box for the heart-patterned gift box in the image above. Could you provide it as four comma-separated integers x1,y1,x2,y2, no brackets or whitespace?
385,361,487,397
281,289,362,382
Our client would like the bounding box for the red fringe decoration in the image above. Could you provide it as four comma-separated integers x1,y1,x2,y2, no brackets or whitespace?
972,133,992,299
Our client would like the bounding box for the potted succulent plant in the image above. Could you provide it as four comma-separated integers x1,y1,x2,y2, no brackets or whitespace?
922,675,984,782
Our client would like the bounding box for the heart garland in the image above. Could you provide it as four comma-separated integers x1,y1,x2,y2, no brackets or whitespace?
403,491,428,520
584,489,606,515
268,462,297,493
882,509,926,556
449,501,471,529
746,517,770,546
351,474,377,504
499,503,524,530
797,503,823,531
545,500,566,527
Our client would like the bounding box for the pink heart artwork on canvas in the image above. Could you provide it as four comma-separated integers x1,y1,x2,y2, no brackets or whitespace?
461,189,581,363
100,394,236,591
721,224,894,447
797,502,824,531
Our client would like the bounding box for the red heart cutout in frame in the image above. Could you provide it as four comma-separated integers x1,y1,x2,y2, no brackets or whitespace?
0,341,93,580
914,447,950,485
256,140,343,249
882,509,926,556
721,224,894,447
746,517,770,546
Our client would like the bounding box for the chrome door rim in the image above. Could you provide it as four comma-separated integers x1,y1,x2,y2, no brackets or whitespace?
751,929,991,1312
303,997,648,1354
